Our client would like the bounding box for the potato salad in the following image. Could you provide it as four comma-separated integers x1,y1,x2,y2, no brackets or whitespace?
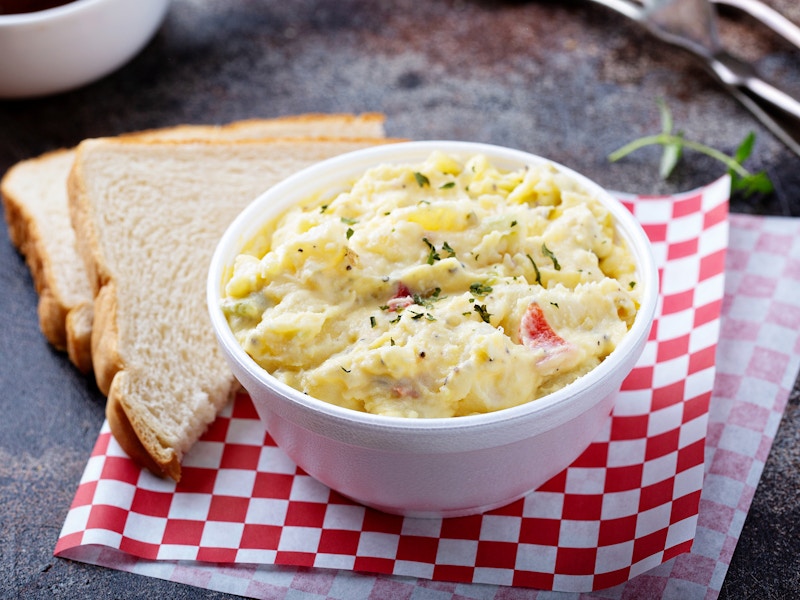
222,152,641,418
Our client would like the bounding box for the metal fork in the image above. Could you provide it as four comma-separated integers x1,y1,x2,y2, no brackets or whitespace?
588,0,800,158
712,0,800,50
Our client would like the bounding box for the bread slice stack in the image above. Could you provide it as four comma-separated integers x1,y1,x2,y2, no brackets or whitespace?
2,113,395,480
2,114,387,373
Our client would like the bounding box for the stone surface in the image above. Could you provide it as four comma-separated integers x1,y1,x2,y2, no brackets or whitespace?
1,0,798,597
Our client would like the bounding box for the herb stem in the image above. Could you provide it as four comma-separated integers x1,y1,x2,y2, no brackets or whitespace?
609,99,773,198
609,133,750,178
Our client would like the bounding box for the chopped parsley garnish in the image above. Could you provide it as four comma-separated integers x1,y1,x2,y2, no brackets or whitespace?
511,220,517,227
346,227,354,240
423,237,439,264
469,282,493,297
370,316,377,328
527,254,542,286
414,172,430,187
440,181,456,189
473,304,492,323
422,239,455,264
341,217,358,225
629,281,636,289
411,287,444,310
542,243,561,270
320,204,329,213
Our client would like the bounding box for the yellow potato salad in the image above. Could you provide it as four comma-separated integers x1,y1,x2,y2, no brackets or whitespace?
222,152,641,417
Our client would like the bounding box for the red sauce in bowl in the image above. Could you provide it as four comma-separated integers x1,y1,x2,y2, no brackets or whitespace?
0,0,76,15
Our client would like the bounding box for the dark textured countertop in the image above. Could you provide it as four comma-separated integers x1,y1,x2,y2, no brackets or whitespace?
1,1,798,598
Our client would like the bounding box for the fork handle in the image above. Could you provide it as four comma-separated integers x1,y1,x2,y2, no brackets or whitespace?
708,54,800,157
711,0,800,50
710,53,800,121
721,82,800,158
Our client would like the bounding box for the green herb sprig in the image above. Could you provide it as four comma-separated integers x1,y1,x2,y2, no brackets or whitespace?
608,99,773,198
473,304,492,323
414,172,430,187
541,243,561,271
422,238,456,265
526,254,542,286
422,237,439,264
469,282,493,297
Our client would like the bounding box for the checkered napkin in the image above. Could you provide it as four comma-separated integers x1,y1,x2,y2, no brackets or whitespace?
55,177,732,594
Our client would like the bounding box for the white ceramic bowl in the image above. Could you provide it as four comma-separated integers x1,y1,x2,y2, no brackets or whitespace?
208,141,659,518
0,0,170,99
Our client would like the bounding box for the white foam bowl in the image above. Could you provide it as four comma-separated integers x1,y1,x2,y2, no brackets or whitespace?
208,141,658,518
0,0,170,99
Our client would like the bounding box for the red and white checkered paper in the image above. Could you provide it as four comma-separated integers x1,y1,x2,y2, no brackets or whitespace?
56,177,733,594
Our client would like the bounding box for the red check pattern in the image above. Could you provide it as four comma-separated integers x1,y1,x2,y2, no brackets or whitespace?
55,177,731,593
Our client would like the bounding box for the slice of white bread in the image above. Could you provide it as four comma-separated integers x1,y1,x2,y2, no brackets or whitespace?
2,148,94,369
68,136,399,480
1,113,386,373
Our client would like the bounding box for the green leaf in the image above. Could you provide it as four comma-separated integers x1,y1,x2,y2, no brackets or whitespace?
733,131,756,164
422,237,439,264
541,243,561,271
414,172,430,187
609,100,773,199
526,253,542,286
469,282,493,297
732,171,773,196
473,304,492,323
659,135,683,179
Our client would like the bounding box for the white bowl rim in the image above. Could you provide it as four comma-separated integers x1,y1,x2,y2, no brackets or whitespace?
0,0,119,25
208,140,659,434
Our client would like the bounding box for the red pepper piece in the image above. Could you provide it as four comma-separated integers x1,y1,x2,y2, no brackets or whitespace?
388,282,414,311
519,302,572,361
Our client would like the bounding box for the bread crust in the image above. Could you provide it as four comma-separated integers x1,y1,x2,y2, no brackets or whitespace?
66,146,124,393
65,302,93,374
90,283,123,397
65,152,101,296
123,112,386,142
2,149,74,351
106,377,179,480
76,179,182,478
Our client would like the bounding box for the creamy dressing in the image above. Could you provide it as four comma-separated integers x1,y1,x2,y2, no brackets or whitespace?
222,152,640,417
